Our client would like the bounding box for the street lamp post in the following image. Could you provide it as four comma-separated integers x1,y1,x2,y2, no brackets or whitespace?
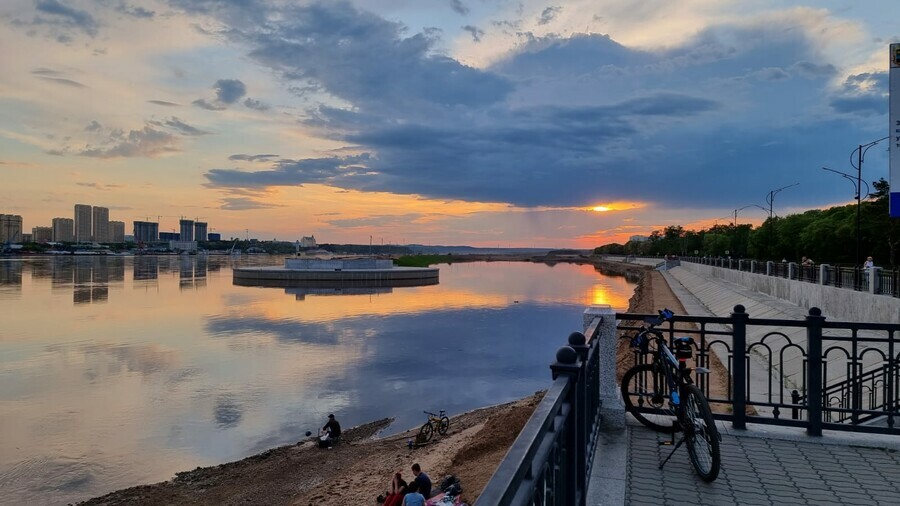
850,137,889,266
764,184,799,259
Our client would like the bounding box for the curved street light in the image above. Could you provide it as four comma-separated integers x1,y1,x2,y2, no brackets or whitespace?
733,204,769,226
821,136,888,265
765,183,799,220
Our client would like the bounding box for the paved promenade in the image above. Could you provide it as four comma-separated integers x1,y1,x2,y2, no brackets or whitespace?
586,263,900,505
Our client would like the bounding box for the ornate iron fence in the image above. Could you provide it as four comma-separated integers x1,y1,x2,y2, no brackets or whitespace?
619,305,900,435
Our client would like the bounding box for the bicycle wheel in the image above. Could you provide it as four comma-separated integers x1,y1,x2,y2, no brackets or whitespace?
438,417,450,435
419,422,434,442
683,384,721,482
621,363,679,433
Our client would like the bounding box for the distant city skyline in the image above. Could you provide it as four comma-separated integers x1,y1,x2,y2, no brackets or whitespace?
1,1,899,247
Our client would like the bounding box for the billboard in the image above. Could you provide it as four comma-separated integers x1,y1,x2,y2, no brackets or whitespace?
891,43,900,217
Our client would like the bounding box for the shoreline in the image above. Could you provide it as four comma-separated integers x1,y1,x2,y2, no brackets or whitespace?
79,255,651,505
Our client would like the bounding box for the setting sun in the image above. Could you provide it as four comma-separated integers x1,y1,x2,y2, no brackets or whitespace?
592,206,611,212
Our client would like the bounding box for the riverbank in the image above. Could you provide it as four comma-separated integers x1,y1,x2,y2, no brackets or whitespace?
80,256,653,505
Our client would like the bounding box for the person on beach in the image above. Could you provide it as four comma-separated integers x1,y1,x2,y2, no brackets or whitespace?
401,480,426,506
411,463,432,498
383,472,408,506
321,414,341,443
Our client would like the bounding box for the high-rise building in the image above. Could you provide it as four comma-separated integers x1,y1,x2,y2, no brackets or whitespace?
32,226,53,243
194,222,208,241
0,214,23,243
208,233,221,241
159,232,180,241
74,204,92,243
133,221,159,243
109,221,125,243
92,206,109,243
179,219,194,242
52,217,75,242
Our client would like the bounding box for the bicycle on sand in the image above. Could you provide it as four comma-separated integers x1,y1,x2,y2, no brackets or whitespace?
418,410,450,442
620,309,721,482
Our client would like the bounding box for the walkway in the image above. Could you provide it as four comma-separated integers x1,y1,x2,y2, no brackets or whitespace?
586,263,900,505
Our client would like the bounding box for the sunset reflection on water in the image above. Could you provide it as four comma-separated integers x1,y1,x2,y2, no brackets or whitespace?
0,256,635,505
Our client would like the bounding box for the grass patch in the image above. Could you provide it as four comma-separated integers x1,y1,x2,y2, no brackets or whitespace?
394,254,453,267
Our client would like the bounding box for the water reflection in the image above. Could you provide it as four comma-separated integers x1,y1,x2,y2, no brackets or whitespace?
0,257,634,505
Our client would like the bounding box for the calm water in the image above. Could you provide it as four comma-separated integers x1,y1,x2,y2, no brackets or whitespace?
0,255,635,505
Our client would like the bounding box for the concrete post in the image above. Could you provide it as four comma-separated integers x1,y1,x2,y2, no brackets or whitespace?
788,262,798,280
870,267,883,294
819,264,829,285
750,260,757,273
584,305,623,429
767,261,774,276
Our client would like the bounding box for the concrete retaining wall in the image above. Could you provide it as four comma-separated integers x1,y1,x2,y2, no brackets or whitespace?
284,258,393,270
679,262,900,324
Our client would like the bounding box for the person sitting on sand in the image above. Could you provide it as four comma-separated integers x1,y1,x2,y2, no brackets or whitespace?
401,480,425,506
383,472,408,506
321,414,341,442
411,463,432,498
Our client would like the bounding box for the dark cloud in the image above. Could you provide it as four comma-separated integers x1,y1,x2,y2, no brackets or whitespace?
242,2,512,112
538,6,562,25
37,76,86,88
79,126,180,158
186,1,886,209
214,79,246,103
34,0,98,36
150,117,210,136
449,0,469,15
84,120,102,132
829,72,887,116
228,154,280,162
206,154,371,189
462,25,484,43
117,3,155,18
193,79,247,110
148,99,180,107
192,99,226,110
243,97,270,111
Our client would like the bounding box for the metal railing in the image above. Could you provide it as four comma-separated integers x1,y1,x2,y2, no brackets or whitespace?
479,304,900,503
476,317,604,506
619,305,900,435
677,256,900,298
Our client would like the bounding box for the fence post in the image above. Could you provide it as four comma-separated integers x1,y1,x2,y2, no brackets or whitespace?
819,264,829,285
584,306,623,430
870,267,883,294
551,346,581,506
806,307,825,436
750,260,757,273
788,262,798,280
731,305,749,430
767,261,774,276
568,331,588,503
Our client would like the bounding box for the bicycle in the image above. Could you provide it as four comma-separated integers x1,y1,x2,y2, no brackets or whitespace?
418,410,450,442
620,308,721,482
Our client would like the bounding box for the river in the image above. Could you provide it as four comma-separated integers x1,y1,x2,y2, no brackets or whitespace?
0,255,635,505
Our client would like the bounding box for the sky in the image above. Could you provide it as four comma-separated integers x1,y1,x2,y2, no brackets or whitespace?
1,0,898,248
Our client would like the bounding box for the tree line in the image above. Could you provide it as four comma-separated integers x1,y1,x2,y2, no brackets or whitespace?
594,179,900,268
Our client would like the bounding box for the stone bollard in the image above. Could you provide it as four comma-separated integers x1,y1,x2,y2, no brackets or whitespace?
583,305,623,430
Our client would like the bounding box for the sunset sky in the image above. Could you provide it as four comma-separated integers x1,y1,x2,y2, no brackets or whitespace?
1,0,898,247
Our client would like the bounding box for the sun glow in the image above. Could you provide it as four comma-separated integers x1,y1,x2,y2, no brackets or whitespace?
588,201,645,213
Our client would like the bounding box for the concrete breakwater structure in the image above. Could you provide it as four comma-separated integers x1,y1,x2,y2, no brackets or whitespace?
232,257,439,288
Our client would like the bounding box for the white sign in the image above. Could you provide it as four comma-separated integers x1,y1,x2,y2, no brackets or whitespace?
890,43,900,217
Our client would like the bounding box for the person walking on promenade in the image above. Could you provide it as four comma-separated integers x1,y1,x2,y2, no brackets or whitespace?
864,256,874,268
